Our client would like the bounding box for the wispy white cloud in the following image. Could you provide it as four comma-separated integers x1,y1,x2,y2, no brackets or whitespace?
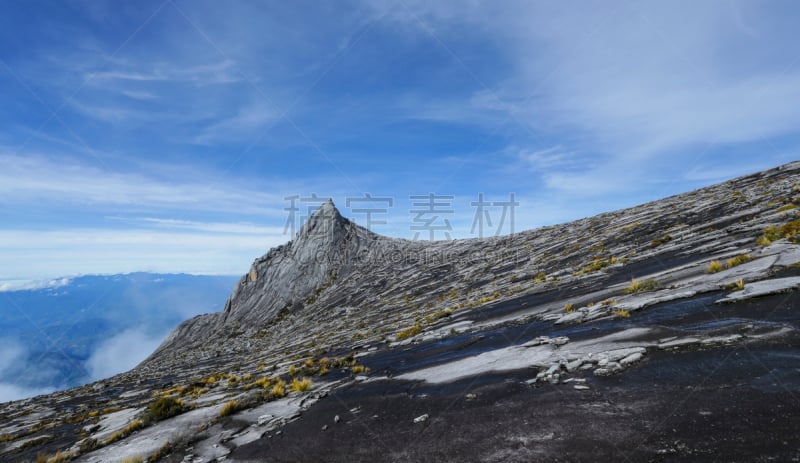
682,161,775,183
515,145,582,171
89,59,240,86
0,229,279,248
0,152,285,216
0,228,284,280
86,329,165,380
0,339,55,402
0,278,71,293
0,383,55,403
388,0,800,181
192,102,280,144
110,217,284,235
121,90,158,100
69,101,153,122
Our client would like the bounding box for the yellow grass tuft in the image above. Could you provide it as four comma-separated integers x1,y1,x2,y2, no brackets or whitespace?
613,309,630,318
707,260,724,273
219,400,240,417
289,377,312,392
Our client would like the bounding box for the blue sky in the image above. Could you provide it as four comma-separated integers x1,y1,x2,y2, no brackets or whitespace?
1,0,799,281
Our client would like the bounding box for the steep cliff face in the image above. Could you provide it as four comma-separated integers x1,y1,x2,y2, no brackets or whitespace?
7,162,800,463
222,199,374,327
149,164,800,363
150,199,391,357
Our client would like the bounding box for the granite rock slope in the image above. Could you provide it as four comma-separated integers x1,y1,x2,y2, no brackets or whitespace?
3,161,800,462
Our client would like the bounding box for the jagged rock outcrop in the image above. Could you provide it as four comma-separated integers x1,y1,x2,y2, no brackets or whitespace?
222,199,373,327
150,199,412,359
147,163,800,369
5,161,800,463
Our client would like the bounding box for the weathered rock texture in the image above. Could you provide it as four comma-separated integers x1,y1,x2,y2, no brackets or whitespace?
3,161,800,462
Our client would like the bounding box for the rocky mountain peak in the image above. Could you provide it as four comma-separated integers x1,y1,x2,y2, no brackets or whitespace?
149,199,379,355
293,198,348,247
7,162,800,463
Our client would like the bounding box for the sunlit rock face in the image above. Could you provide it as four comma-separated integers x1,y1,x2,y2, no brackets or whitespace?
5,161,800,463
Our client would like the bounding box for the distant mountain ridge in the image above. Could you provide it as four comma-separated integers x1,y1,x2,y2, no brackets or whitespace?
0,273,238,399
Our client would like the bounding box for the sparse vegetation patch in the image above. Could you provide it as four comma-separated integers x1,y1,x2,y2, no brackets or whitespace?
707,260,724,273
708,254,751,273
726,279,746,291
651,234,672,247
396,322,422,340
271,379,286,398
289,377,312,392
757,220,800,246
219,400,241,417
726,254,752,268
143,397,188,424
105,419,143,445
622,278,658,294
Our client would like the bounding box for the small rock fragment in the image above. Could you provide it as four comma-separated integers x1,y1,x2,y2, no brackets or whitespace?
334,415,340,424
413,414,429,423
552,336,570,346
620,352,643,366
566,359,583,371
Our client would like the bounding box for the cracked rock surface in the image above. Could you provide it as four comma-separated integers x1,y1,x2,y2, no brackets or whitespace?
3,162,800,462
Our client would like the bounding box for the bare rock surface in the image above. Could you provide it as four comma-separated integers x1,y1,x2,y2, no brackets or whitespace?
3,161,800,462
716,276,800,303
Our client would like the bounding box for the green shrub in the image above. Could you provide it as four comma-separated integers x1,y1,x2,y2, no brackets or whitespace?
143,397,187,424
764,225,781,241
781,220,800,242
